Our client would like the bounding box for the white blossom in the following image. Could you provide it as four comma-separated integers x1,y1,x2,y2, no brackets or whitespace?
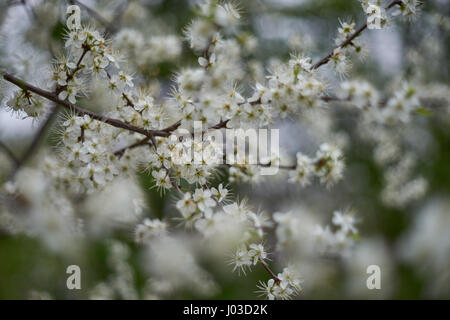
135,218,167,243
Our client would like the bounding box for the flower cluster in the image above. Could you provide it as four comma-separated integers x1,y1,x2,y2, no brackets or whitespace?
114,30,181,68
1,167,79,251
256,266,303,300
381,154,428,207
289,143,345,188
176,186,272,241
56,18,123,104
231,243,268,274
338,80,379,109
339,80,421,123
264,54,326,117
392,0,422,21
7,89,49,118
360,0,388,30
150,134,224,188
313,210,359,257
184,1,241,51
381,82,421,123
176,187,219,223
57,115,120,194
135,218,168,243
274,209,359,258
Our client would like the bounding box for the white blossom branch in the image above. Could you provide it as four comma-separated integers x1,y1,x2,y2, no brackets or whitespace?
2,73,182,139
312,0,402,70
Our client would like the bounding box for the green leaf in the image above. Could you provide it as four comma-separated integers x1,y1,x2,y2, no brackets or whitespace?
415,107,434,117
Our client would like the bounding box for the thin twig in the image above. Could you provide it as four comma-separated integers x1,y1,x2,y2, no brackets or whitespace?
8,105,59,179
116,118,230,156
0,141,19,164
4,40,91,180
311,0,401,70
3,73,181,139
163,166,183,193
259,259,281,284
113,136,151,156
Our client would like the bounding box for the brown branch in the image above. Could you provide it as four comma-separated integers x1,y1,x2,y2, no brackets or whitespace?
321,95,348,103
311,0,401,70
113,136,151,156
116,118,229,156
162,166,183,193
9,105,59,178
0,141,19,164
122,92,134,107
3,73,181,139
73,46,89,73
259,259,280,284
222,154,297,170
4,47,92,179
209,119,229,130
56,46,90,96
225,156,333,171
257,162,296,170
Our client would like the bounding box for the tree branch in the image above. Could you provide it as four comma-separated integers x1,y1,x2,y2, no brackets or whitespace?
259,259,281,284
0,140,19,164
8,104,60,180
3,73,181,140
311,0,401,70
113,136,151,156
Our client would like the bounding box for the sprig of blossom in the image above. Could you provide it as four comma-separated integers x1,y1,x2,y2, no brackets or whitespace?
360,0,388,30
339,80,421,123
256,266,302,300
6,89,49,118
135,218,168,243
288,143,345,188
392,0,422,21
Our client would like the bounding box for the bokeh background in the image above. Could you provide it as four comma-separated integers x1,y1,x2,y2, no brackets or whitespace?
0,0,449,299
